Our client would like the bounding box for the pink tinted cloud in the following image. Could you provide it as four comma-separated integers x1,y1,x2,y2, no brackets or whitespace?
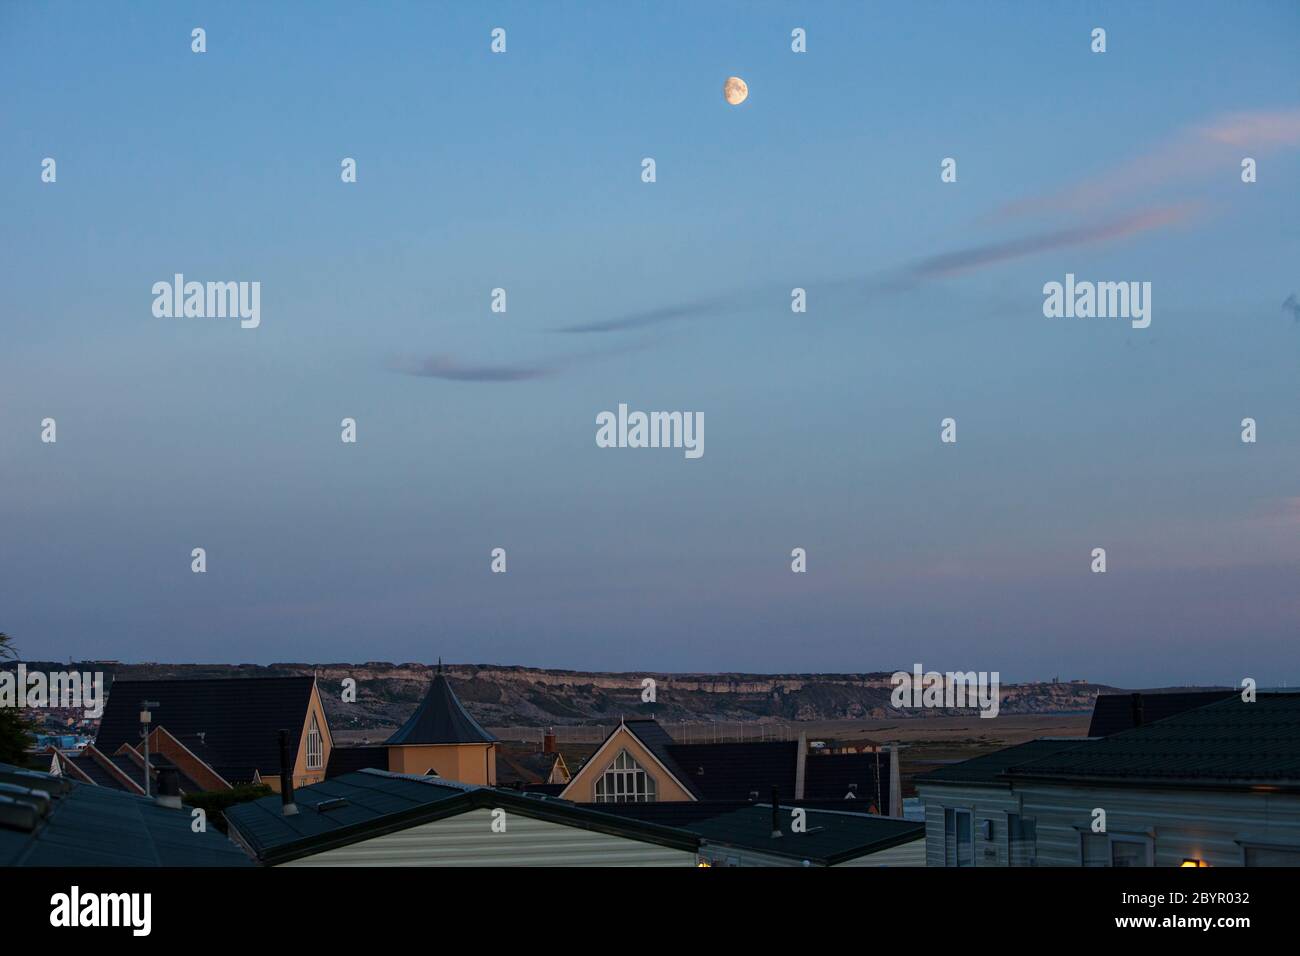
908,203,1197,279
996,108,1300,220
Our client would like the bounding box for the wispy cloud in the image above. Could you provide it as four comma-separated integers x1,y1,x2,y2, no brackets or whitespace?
995,108,1300,220
905,204,1196,280
390,340,647,383
394,354,557,382
401,108,1300,378
552,298,727,334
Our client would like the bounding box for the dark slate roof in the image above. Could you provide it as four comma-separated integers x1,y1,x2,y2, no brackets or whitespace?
914,738,1093,787
224,769,698,864
605,722,883,805
1007,693,1300,788
496,751,562,786
63,751,131,790
385,672,497,745
664,740,799,801
1087,691,1237,737
326,746,388,778
94,676,317,783
588,800,923,865
804,752,894,805
0,763,254,867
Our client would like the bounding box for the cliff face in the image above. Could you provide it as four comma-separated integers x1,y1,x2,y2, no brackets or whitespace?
54,661,1113,731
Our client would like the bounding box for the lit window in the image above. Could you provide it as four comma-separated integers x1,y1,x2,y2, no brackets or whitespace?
306,714,323,770
594,749,658,803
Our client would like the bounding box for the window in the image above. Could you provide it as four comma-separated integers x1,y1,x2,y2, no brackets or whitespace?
944,808,974,867
1081,833,1109,867
305,714,323,770
1110,836,1153,867
1080,831,1152,867
594,749,657,803
1008,813,1037,867
1244,844,1300,867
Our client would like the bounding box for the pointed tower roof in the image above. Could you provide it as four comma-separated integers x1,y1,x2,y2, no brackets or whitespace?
385,666,497,746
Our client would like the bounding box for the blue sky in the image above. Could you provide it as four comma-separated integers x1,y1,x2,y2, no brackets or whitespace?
2,2,1298,685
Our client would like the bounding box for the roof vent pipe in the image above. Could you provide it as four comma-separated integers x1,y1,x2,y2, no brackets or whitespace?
279,729,298,816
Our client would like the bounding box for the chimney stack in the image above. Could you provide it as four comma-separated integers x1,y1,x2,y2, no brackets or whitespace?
279,729,298,816
155,767,182,809
543,729,556,755
770,786,782,839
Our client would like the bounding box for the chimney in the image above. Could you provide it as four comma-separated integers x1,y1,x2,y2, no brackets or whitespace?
155,767,182,809
542,729,556,755
1130,692,1144,729
770,786,782,839
794,732,807,801
279,729,298,816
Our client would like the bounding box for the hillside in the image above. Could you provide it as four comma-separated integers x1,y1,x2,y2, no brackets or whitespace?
30,661,1117,733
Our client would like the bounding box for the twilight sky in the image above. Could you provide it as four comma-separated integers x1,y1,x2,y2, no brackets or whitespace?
2,2,1298,685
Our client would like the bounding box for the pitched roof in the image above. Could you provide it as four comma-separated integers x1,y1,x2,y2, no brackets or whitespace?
914,738,1092,787
385,671,496,745
1087,690,1237,737
804,751,894,805
665,740,798,801
224,769,698,864
585,722,893,804
0,763,253,867
587,800,923,865
60,750,133,790
496,751,563,786
94,676,318,783
326,746,388,778
1008,693,1300,788
618,719,703,798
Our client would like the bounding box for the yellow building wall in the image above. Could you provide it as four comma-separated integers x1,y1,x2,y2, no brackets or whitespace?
388,743,496,786
262,681,333,791
561,726,695,803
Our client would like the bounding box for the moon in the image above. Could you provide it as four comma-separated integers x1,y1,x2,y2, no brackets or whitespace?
723,76,748,106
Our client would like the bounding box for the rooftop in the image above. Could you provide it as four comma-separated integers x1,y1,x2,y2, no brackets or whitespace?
0,763,253,867
225,769,697,864
1008,693,1300,788
385,670,497,746
589,800,923,865
94,676,318,782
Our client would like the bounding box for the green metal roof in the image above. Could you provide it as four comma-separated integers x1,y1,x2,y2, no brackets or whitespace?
1006,693,1300,788
581,799,924,865
225,769,699,864
0,763,254,867
914,739,1093,788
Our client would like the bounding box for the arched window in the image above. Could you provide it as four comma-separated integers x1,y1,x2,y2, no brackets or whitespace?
306,714,323,770
594,749,657,803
